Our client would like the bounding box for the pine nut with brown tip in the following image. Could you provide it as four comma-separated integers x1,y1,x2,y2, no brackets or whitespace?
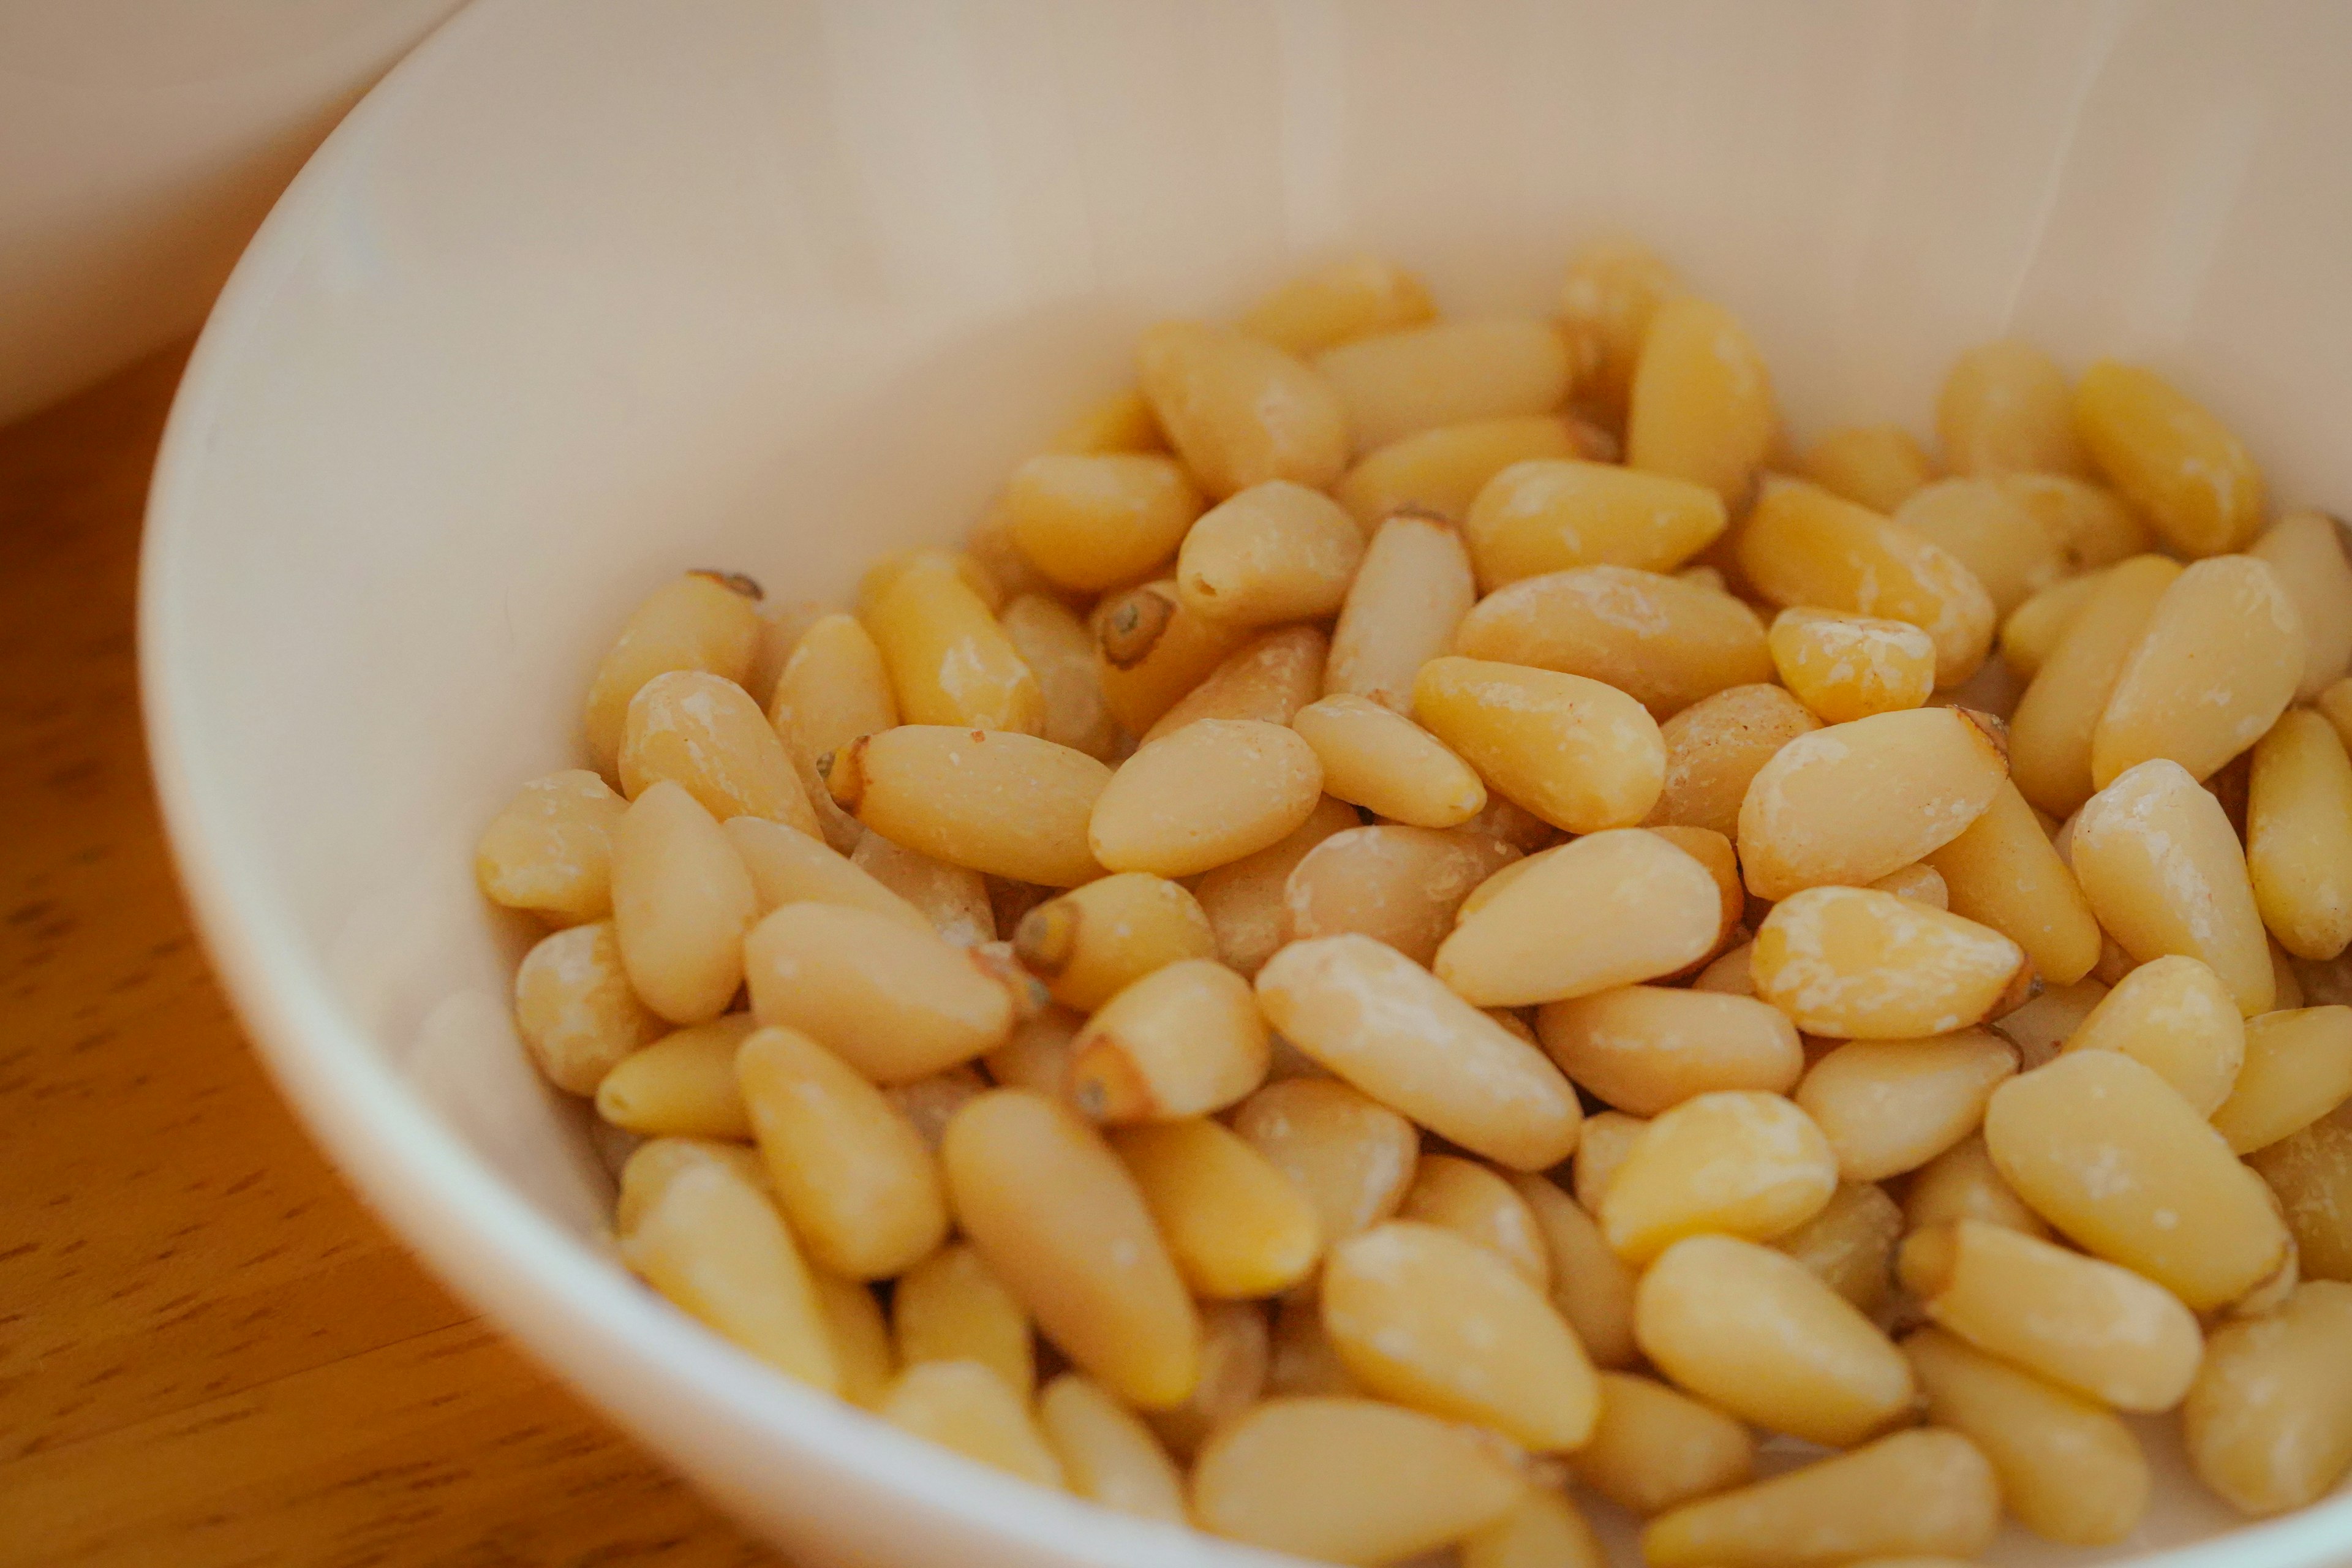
1068,958,1268,1123
824,726,1109,887
1175,480,1365,625
1092,578,1253,736
768,611,899,850
1012,872,1213,1012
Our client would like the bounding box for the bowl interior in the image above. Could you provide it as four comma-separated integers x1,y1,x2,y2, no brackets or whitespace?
144,1,2352,1564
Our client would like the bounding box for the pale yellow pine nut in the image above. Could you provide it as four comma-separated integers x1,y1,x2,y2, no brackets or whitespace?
884,1064,990,1152
1983,1049,2288,1309
859,552,1042,736
2075,360,2266,556
1634,1234,1915,1447
857,548,1007,619
998,595,1120,763
1643,1428,1997,1568
1267,1291,1364,1398
1462,459,1727,589
2092,556,2304,788
942,1089,1199,1409
1866,862,1948,908
1113,1117,1321,1298
722,814,930,930
1143,1300,1269,1462
1572,1110,1648,1213
1415,658,1665,834
849,831,994,947
981,1004,1082,1101
1902,1326,2149,1545
584,571,764,774
1891,478,2065,616
1452,566,1773,719
1175,480,1365,625
1735,479,1995,687
1996,471,2152,573
1042,384,1167,456
768,611,900,851
1335,415,1581,530
1645,683,1821,840
1193,795,1362,976
1691,938,1759,997
1231,1076,1423,1248
2250,511,2352,699
1398,1155,1551,1288
1458,792,1562,853
1773,1180,1903,1316
1768,609,1937,725
1259,934,1583,1169
1797,426,1936,514
2212,1006,2352,1155
1036,1373,1188,1523
1292,694,1486,827
1921,777,2102,986
1797,1033,2017,1182
892,1240,1035,1398
1600,1090,1838,1262
593,1013,756,1139
476,770,628,925
1326,511,1477,712
1315,317,1572,456
1559,237,1681,415
609,780,758,1025
2249,1101,2352,1281
743,903,1013,1084
1937,340,2089,478
1753,888,2027,1040
513,920,665,1093
1068,958,1268,1123
1901,1133,2050,1240
1000,452,1203,594
1189,1396,1524,1563
1510,1173,1640,1370
1137,320,1349,498
823,726,1109,888
1460,1485,1606,1568
2250,709,2352,960
1091,578,1255,735
746,597,831,711
1437,828,1724,1005
620,669,818,836
2181,1280,2352,1516
809,1270,895,1409
1536,986,1802,1115
1286,824,1521,967
614,1137,769,1237
1238,255,1436,356
1011,872,1213,1013
617,1157,839,1393
876,1360,1065,1489
1735,705,2008,900
1139,624,1327,743
1572,1370,1755,1517
1999,567,2107,680
2056,954,2245,1114
2009,552,2181,816
1626,296,1776,507
2072,758,2274,1015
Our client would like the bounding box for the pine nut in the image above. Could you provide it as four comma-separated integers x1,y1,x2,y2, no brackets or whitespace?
2009,553,2180,816
1936,339,2089,477
609,780,758,1025
1399,1154,1551,1288
1643,1428,1997,1568
1559,237,1681,415
1414,658,1665,834
1768,609,1936,725
1335,415,1581,530
1572,1371,1755,1517
849,832,994,947
1646,684,1820,840
768,611,900,850
1462,459,1726,589
2248,1101,2352,1282
1992,972,2106,1068
823,726,1109,888
1920,778,2101,986
1626,296,1776,506
2057,954,2245,1114
877,1360,1064,1488
1315,318,1572,455
1088,718,1321,876
476,770,627,925
614,1137,769,1237
1240,256,1436,356
1510,1173,1640,1370
2212,1006,2352,1155
1145,1300,1268,1461
1891,478,2064,616
1010,872,1212,1012
1176,480,1365,625
966,505,1064,607
1999,568,2106,680
722,815,929,931
2182,1281,2352,1516
1797,425,1936,514
1753,888,2027,1040
1536,986,1803,1115
1453,567,1773,719
1996,471,2151,573
584,571,764,773
1043,383,1166,454
892,1240,1034,1398
1773,1180,1904,1315
1292,695,1486,827
810,1270,894,1409
1573,1110,1648,1213
1000,452,1203,594
884,1065,989,1152
1113,1117,1320,1298
1901,1133,2049,1240
513,920,665,1094
1193,795,1360,976
1796,1033,2016,1183
1600,1090,1838,1262
858,548,1006,618
1036,1373,1188,1524
1691,938,1759,997
998,595,1120,763
1137,320,1349,497
592,1013,756,1139
1867,861,1948,908
1068,959,1268,1123
1287,824,1520,967
1461,1487,1606,1568
619,669,816,836
1091,578,1254,736
1139,624,1327,742
743,903,1013,1084
2075,360,2265,556
2250,709,2352,960
1327,512,1477,712
2250,511,2352,699
2093,556,2304,788
860,551,1042,735
980,1005,1081,1102
747,597,828,711
1229,1077,1421,1248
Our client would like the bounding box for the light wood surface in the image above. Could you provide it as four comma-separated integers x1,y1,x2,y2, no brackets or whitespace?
0,347,782,1567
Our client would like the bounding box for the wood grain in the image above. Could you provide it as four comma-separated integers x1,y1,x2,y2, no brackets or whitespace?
0,347,782,1567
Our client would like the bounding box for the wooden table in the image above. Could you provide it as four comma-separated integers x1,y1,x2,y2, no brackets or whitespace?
0,347,781,1567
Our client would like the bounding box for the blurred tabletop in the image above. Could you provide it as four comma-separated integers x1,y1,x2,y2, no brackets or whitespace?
0,348,780,1567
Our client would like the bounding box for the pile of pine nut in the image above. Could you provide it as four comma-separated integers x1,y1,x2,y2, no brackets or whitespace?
478,241,2352,1567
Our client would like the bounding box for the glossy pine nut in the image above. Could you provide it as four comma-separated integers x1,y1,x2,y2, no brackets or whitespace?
1193,795,1360,977
1091,719,1322,877
1797,1033,2016,1182
609,781,758,1025
2212,1006,2352,1154
1326,511,1477,711
1997,471,2151,571
1286,824,1520,967
477,770,628,924
1573,1110,1648,1213
1736,480,1995,688
614,1137,769,1236
513,920,663,1093
1984,1049,2289,1309
1536,986,1802,1115
1144,1300,1270,1461
2093,556,2304,788
823,726,1109,888
858,548,1007,618
1036,1373,1188,1523
1626,296,1776,506
1902,1327,2148,1545
1114,1117,1320,1298
742,595,829,708
998,595,1120,763
619,669,816,836
1999,568,2106,680
1559,237,1681,414
892,1240,1034,1398
1768,609,1936,725
861,552,1043,736
1634,1234,1914,1447
2250,710,2352,960
1572,1371,1755,1517
1292,695,1485,827
1139,624,1327,744
1000,452,1203,594
1643,826,1744,952
2072,759,2274,1015
849,832,993,946
1646,684,1821,840
1438,829,1720,1007
2182,1281,2352,1516
1936,339,2089,477
768,611,899,850
1691,939,1759,997
877,1360,1064,1488
1260,934,1583,1169
592,1013,756,1139
2009,554,2180,816
2057,954,2246,1114
1797,425,1936,514
1335,415,1581,530
2250,1101,2352,1282
1012,872,1213,1012
2075,360,2265,556
1400,1155,1551,1287
1753,888,2027,1040
1501,1182,1638,1380
1452,566,1773,719
1643,1428,1997,1568
1092,579,1254,736
1866,862,1948,908
1238,255,1436,356
1042,382,1166,455
1232,1076,1420,1254
1175,481,1365,625
2251,511,2352,699
1891,478,2064,616
941,1089,1199,1409
1736,706,2007,900
1921,778,2102,986
1414,657,1664,833
1901,1133,2049,1239
1068,959,1268,1123
1314,318,1572,455
584,571,764,772
1462,459,1727,589
1774,1180,1904,1315
1600,1091,1838,1262
1190,1396,1524,1563
1138,320,1349,497
1322,1219,1600,1449
809,1270,895,1409
1461,1487,1606,1568
744,903,1013,1084
722,815,929,930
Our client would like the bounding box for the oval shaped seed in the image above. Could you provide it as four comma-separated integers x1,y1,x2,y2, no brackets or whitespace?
1438,829,1720,1008
1232,1076,1420,1251
1768,608,1936,726
979,1005,1080,1102
892,1240,1033,1397
1867,861,1948,908
768,611,899,850
1323,1220,1600,1450
856,544,1008,624
1152,1300,1270,1460
1069,959,1268,1124
1175,480,1365,625
1399,1154,1550,1287
1463,459,1727,589
1259,934,1582,1169
941,1089,1198,1409
1774,1180,1904,1315
1937,339,2089,477
1000,451,1203,594
723,815,930,930
1797,1033,2016,1182
2093,556,2304,788
1414,657,1664,834
1573,1110,1649,1213
513,920,663,1094
2250,709,2352,960
1920,778,2101,986
1036,1373,1187,1523
614,1137,770,1237
1559,238,1680,413
2250,1101,2352,1283
2182,1280,2352,1516
743,903,1012,1084
476,770,627,925
1737,480,1995,687
876,1360,1063,1488
1573,1371,1755,1517
1691,939,1758,996
1902,1327,2148,1546
998,595,1119,763
1142,626,1325,746
1634,1234,1914,1447
1798,424,1936,514
1092,578,1254,736
861,553,1042,735
1240,255,1436,356
2073,759,2274,1014
1011,872,1212,1013
2000,569,2108,680
1090,719,1322,877
2212,1006,2352,1155
1138,320,1348,498
1646,683,1820,839
2009,553,2182,817
2251,511,2352,699
1042,383,1166,456
1452,566,1772,719
609,780,758,1025
1460,1487,1605,1568
1999,473,2151,576
1994,973,2108,1069
1494,1176,1635,1374
1114,1117,1320,1298
884,1064,989,1152
1984,1049,2289,1309
1892,478,2065,616
1736,706,2008,900
584,571,763,773
2075,360,2265,556
850,832,994,946
1600,1091,1837,1263
1193,795,1360,978
1645,1428,1997,1568
1315,317,1571,455
808,1270,894,1409
593,1014,756,1139
823,726,1109,888
1537,986,1802,1115
1754,888,2027,1040
1191,1396,1523,1562
1902,1133,2048,1239
1335,415,1580,530
1627,296,1775,506
1292,695,1485,827
2058,954,2245,1114
1286,824,1520,967
1326,512,1477,711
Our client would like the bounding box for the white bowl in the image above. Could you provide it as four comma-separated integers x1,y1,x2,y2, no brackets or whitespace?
141,2,2352,1565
